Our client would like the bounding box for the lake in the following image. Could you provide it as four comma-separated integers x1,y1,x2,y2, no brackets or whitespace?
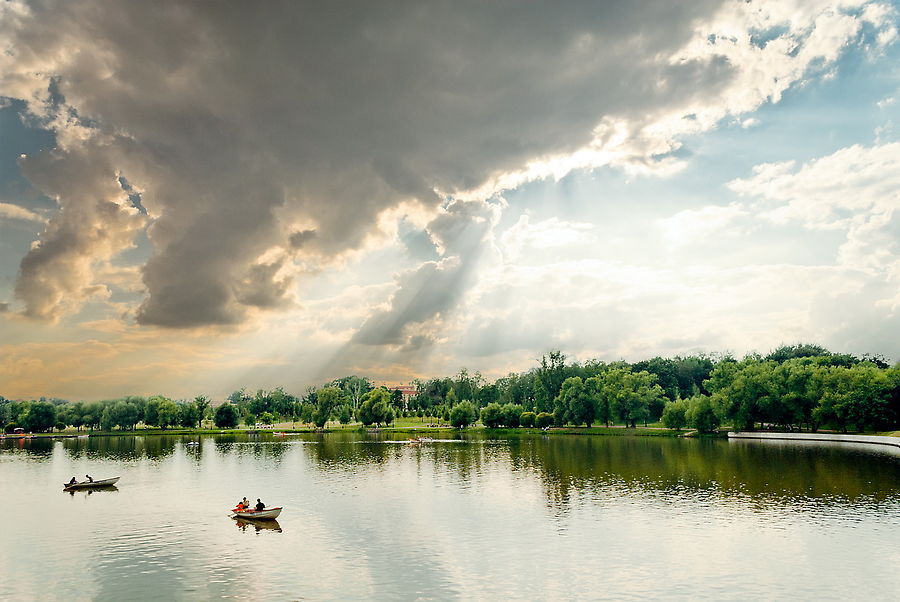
2,432,899,600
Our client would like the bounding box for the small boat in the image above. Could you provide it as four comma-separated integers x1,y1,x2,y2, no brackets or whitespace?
231,506,282,520
408,436,435,444
63,476,120,490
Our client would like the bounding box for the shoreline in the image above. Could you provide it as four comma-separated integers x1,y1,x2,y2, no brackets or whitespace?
5,426,898,445
727,431,900,449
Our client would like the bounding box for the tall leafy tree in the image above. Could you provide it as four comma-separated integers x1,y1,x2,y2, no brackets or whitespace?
534,350,568,413
23,401,56,432
156,399,180,428
558,377,596,427
314,386,345,428
214,403,239,428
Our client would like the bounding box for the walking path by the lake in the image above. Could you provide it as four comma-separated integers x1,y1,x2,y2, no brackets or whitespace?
728,431,900,449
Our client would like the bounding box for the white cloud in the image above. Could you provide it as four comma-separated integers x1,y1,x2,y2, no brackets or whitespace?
659,204,752,248
726,143,900,278
876,95,896,109
500,215,596,263
0,201,46,224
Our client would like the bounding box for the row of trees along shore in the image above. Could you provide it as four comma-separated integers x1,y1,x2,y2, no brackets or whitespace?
3,345,899,435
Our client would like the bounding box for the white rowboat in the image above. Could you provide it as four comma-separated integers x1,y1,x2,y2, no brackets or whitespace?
231,507,282,520
63,477,120,490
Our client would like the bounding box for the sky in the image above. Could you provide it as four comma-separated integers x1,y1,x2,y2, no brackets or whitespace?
1,0,899,401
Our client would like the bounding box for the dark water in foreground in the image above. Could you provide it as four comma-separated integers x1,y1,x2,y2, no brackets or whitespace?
2,432,899,600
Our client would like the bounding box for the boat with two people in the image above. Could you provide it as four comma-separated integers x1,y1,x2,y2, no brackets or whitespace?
231,497,282,520
63,475,120,490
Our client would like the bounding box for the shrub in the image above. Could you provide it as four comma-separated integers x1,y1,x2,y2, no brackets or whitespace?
535,412,554,429
450,401,478,428
480,403,503,428
520,411,536,428
501,404,523,427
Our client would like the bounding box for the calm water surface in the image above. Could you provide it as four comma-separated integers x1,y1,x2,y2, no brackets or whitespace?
2,433,898,600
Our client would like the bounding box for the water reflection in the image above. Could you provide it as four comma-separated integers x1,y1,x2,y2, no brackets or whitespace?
232,517,283,533
507,435,900,514
3,432,899,600
65,486,119,497
58,435,179,461
6,432,899,513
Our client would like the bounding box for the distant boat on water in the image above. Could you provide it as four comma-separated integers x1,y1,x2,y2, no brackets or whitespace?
63,477,120,490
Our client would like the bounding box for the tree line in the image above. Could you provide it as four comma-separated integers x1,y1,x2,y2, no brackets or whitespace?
2,344,898,434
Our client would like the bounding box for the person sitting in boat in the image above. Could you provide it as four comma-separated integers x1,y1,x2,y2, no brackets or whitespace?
255,498,265,511
235,499,246,511
242,497,250,510
69,476,77,485
85,474,93,483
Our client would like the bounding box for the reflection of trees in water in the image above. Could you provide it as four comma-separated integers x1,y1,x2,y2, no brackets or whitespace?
305,432,394,470
61,436,178,461
507,436,900,513
211,434,292,466
300,432,502,485
1,437,54,457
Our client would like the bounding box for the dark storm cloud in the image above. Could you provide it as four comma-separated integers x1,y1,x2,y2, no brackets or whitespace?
14,142,145,320
1,0,732,327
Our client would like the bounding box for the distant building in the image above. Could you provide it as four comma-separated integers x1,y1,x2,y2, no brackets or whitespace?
387,384,418,409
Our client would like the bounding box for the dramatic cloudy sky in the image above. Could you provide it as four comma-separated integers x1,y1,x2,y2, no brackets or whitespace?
1,0,898,400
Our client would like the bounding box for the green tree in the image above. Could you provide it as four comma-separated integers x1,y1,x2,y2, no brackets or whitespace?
520,411,536,428
214,403,239,428
102,400,141,430
23,401,56,432
179,402,201,428
144,396,167,427
534,350,568,413
477,383,500,407
814,363,892,432
156,399,180,428
661,399,689,430
480,403,503,428
193,396,211,426
500,403,524,427
453,368,483,407
707,359,777,430
331,375,373,409
687,395,721,433
601,369,664,428
450,400,477,428
584,376,610,427
535,412,554,429
358,388,392,427
558,376,596,427
83,403,103,430
337,405,352,426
